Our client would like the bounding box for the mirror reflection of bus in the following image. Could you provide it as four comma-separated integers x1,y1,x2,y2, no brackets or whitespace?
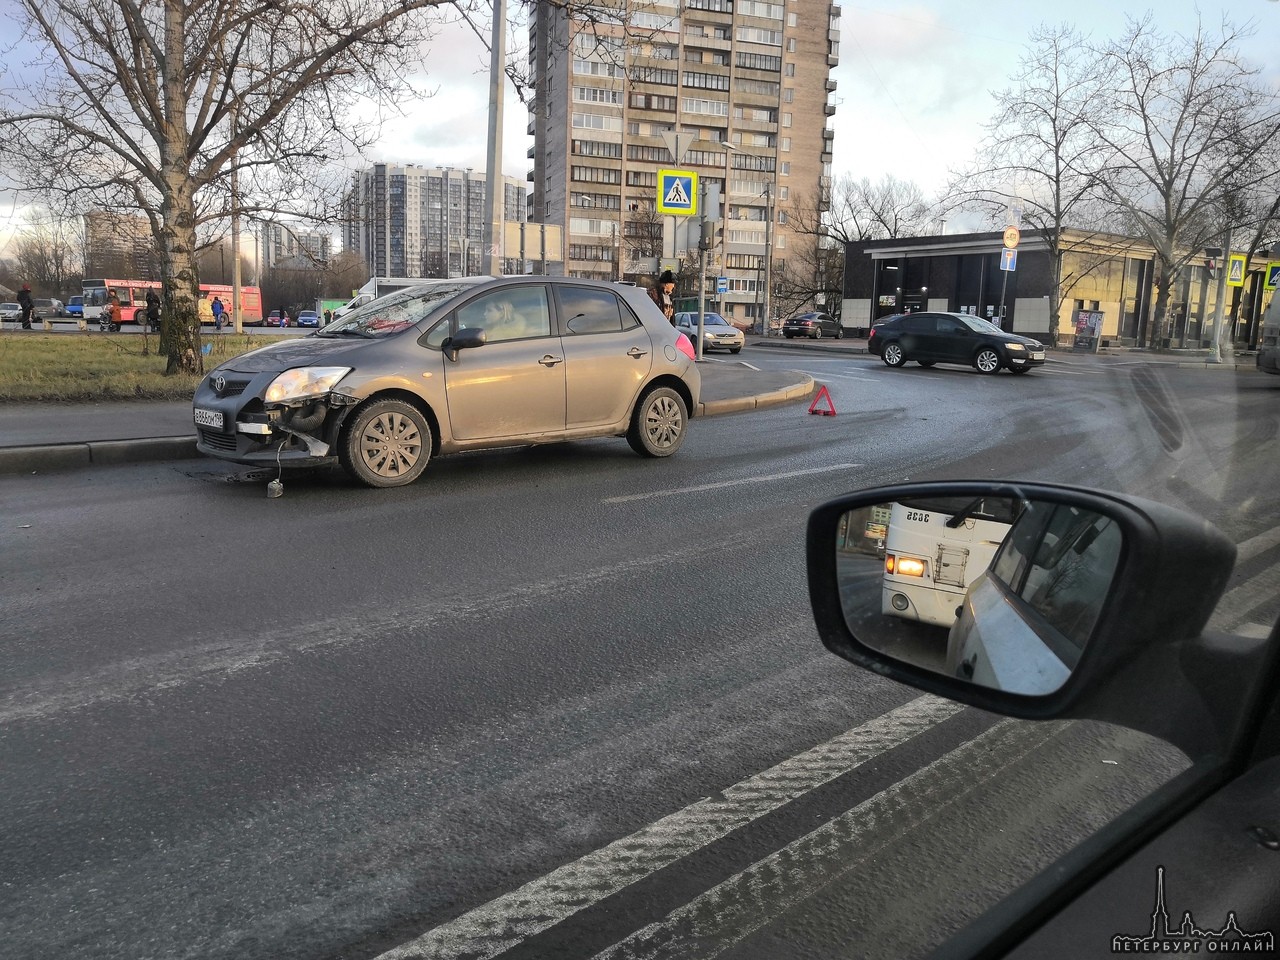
879,496,1022,627
834,497,1123,694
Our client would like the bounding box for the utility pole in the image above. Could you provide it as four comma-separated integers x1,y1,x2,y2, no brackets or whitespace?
482,0,506,275
762,181,774,336
695,180,708,360
1209,227,1233,364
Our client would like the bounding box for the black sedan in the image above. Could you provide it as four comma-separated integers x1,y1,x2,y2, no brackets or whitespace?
782,311,844,340
868,311,1046,374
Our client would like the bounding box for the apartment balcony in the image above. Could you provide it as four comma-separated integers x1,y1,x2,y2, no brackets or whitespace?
824,101,836,116
827,52,839,67
826,78,837,92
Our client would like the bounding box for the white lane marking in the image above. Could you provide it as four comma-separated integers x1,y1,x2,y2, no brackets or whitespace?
375,696,966,960
591,719,1058,960
603,463,864,504
1237,524,1280,565
810,372,882,383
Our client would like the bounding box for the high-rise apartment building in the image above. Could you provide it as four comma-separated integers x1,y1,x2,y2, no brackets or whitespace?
528,0,839,326
261,224,332,268
83,210,157,279
343,165,528,278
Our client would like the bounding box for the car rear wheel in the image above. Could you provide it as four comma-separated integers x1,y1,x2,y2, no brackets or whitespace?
627,385,687,458
811,328,822,339
974,348,1001,374
882,342,906,367
340,399,432,488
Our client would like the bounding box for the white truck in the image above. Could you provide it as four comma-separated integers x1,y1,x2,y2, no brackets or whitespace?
331,277,425,320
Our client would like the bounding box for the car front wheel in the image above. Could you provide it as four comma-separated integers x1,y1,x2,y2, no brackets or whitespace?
627,385,687,457
834,325,844,339
974,348,1002,374
340,398,432,488
882,342,906,367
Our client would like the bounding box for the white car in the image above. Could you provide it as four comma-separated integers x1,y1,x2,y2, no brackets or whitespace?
0,302,21,321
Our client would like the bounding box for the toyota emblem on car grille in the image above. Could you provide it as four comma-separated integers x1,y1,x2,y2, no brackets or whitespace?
214,375,226,393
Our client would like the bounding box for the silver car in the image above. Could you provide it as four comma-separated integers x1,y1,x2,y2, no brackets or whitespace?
193,276,701,487
673,312,745,354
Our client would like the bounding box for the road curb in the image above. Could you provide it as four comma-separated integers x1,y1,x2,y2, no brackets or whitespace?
700,376,816,417
0,436,198,475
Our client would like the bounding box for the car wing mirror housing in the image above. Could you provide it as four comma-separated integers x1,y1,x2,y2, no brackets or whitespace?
443,326,486,362
807,481,1252,760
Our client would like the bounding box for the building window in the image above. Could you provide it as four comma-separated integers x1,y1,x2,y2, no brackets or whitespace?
737,52,782,72
782,112,792,126
781,137,790,152
785,63,795,77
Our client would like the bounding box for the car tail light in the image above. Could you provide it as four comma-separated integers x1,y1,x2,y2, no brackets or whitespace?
675,332,696,359
868,328,878,340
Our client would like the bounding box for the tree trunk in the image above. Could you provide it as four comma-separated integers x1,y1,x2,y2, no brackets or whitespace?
1150,261,1173,350
1048,246,1062,349
160,0,202,376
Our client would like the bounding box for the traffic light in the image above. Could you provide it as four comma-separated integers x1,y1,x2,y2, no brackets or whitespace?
1205,246,1222,279
698,221,723,252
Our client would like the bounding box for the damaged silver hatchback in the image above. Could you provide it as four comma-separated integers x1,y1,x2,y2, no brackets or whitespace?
192,276,701,487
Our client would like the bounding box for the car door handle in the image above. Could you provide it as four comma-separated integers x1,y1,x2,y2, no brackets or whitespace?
539,355,563,367
628,347,649,358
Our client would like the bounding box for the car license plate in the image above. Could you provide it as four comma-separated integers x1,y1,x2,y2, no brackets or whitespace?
193,407,224,429
1031,352,1045,360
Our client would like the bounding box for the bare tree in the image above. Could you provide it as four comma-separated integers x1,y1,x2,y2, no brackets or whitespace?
10,216,83,299
0,0,465,373
1088,15,1280,347
815,174,936,244
947,24,1122,347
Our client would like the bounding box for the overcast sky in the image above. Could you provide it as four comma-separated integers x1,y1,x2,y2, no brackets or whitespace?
0,0,1276,252
381,0,1279,198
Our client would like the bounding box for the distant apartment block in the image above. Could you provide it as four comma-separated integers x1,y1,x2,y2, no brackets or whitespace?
84,210,156,278
343,165,528,278
527,0,840,325
262,224,332,268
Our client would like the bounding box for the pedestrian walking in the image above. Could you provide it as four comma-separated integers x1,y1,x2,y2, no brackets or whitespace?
17,284,34,329
323,308,332,327
211,296,225,332
146,288,161,332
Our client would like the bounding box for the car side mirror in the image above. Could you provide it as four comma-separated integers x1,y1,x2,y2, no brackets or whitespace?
807,481,1247,760
443,326,486,362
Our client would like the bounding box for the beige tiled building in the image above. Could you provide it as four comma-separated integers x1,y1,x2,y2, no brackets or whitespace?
527,0,840,328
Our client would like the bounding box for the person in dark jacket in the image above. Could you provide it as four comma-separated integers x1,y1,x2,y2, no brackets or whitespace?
17,284,34,329
649,270,675,324
146,288,161,332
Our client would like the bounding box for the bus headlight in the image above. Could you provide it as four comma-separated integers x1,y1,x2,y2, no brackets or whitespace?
896,557,927,577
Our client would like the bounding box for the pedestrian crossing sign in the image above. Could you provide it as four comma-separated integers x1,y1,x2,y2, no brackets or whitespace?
1266,262,1280,291
657,169,698,216
1227,253,1247,288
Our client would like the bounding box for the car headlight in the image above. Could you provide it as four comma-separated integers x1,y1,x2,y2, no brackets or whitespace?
1004,342,1025,350
264,366,351,403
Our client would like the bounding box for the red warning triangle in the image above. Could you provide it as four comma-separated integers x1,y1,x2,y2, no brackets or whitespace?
808,384,836,416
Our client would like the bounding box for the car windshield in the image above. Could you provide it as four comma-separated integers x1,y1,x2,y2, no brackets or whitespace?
316,281,483,338
958,315,1007,334
693,314,730,326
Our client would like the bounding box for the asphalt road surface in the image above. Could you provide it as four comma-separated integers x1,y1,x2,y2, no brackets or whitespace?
4,348,1278,959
